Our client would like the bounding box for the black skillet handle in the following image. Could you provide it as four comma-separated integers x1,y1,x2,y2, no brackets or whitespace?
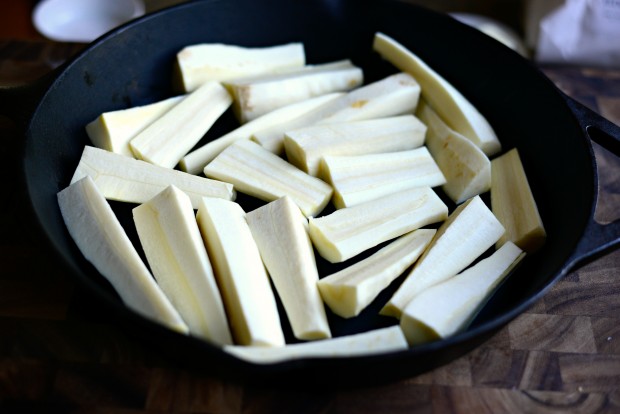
0,69,57,132
563,93,620,268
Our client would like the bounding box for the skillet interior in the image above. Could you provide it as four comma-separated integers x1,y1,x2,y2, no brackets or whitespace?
20,0,594,383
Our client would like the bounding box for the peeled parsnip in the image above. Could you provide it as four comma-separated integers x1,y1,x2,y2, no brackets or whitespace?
284,115,427,177
71,146,235,208
416,99,491,204
224,326,408,364
308,186,448,263
57,176,189,334
373,32,501,157
204,140,333,217
400,242,524,345
491,148,546,252
133,186,233,345
318,229,436,318
175,42,305,92
224,60,363,123
86,95,183,157
246,196,331,340
196,197,285,347
130,81,232,169
382,196,505,319
251,72,421,154
64,36,539,363
319,146,446,208
179,92,343,175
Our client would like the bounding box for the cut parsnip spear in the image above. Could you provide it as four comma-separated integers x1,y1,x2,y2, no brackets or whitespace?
86,95,183,157
246,196,331,340
224,326,407,364
174,42,305,92
132,186,232,345
196,198,285,347
319,147,446,208
373,32,501,157
252,72,421,154
284,115,426,177
71,146,235,208
382,196,505,319
400,242,525,345
416,100,491,204
224,60,363,123
318,229,436,318
57,176,188,334
491,148,546,252
179,93,343,175
130,81,232,169
308,187,448,263
204,140,333,217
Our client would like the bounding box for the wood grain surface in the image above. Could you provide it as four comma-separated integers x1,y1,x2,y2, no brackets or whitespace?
0,40,619,413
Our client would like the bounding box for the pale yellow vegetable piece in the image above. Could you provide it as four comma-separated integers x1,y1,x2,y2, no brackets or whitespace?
416,99,491,204
318,229,436,318
224,326,408,364
252,72,421,154
175,42,305,92
71,146,235,209
246,196,331,340
86,95,183,157
308,186,448,263
400,242,525,345
284,114,426,177
224,60,363,123
57,176,188,334
196,197,285,347
491,148,546,252
373,32,501,157
382,195,505,319
132,186,233,345
179,93,343,175
204,140,333,217
130,81,232,169
319,146,446,208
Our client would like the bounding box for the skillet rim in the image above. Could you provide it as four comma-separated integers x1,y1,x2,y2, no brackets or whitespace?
18,0,601,380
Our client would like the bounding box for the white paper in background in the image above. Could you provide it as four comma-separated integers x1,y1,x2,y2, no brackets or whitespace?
536,0,620,68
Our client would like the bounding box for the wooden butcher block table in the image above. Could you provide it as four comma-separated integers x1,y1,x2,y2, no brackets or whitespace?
0,40,619,413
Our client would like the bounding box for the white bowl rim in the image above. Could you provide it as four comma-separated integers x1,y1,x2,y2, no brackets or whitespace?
32,0,146,43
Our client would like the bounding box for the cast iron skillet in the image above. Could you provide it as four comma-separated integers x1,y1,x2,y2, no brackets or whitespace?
2,0,620,385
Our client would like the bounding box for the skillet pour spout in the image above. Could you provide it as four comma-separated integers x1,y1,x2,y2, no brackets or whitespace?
1,0,620,384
